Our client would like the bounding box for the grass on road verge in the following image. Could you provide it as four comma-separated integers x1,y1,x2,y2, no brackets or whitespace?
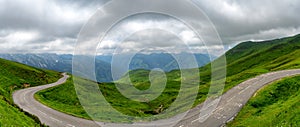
228,76,300,127
0,96,40,127
35,77,91,119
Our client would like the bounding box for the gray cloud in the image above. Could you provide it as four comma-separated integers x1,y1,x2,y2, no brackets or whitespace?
0,0,106,53
0,0,300,54
78,0,224,56
194,0,300,43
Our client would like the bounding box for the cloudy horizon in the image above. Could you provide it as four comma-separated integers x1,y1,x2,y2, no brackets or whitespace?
1,0,300,55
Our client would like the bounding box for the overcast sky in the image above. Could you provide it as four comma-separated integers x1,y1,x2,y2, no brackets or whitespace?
0,0,300,55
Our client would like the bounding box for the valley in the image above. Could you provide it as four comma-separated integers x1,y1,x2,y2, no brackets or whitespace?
0,33,299,126
33,34,300,125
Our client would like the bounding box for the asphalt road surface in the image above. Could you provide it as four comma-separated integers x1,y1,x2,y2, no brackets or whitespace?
13,69,300,127
173,69,300,127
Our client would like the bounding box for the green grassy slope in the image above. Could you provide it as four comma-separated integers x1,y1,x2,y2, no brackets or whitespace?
218,34,300,92
228,76,300,127
35,76,91,119
36,34,300,122
36,73,183,122
0,58,61,126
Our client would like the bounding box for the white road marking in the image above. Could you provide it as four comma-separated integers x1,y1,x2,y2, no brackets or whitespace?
66,124,76,127
191,113,209,123
38,110,47,116
238,85,251,94
226,113,237,123
23,96,26,102
227,96,235,103
237,103,243,108
50,117,62,123
213,107,223,114
41,105,48,108
191,118,199,123
236,86,243,90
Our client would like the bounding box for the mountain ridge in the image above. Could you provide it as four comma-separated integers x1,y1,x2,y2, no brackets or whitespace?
0,53,213,82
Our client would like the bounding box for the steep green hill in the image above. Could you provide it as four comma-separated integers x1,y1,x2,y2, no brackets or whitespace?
0,58,61,126
36,34,300,122
222,34,300,90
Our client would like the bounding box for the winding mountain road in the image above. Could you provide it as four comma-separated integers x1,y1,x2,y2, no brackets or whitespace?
13,69,300,127
13,73,99,127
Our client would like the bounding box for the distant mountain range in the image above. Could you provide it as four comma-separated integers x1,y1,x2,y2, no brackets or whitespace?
98,53,214,71
0,53,113,82
0,53,213,82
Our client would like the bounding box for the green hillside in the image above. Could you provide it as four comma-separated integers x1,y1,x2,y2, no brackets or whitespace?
36,34,300,122
228,76,300,126
0,58,61,126
220,34,300,91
